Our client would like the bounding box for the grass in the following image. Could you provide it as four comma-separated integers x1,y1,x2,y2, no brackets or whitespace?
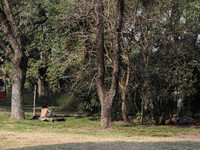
0,113,200,138
1,113,200,150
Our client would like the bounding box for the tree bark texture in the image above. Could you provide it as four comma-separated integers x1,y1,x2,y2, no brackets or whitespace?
0,0,27,120
119,45,130,123
38,78,47,97
11,69,25,120
38,78,43,97
177,93,184,117
95,0,124,127
121,89,128,123
10,56,27,120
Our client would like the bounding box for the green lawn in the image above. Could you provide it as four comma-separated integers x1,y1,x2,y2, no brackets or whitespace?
1,113,200,150
0,113,199,138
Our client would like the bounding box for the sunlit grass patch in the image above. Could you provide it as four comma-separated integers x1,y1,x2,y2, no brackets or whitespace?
0,113,10,121
0,113,200,138
110,121,200,137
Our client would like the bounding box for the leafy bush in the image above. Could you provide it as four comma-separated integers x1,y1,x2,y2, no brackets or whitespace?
74,87,101,115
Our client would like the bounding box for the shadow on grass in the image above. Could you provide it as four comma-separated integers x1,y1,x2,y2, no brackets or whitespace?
121,124,136,127
74,115,85,119
87,114,101,121
4,141,200,150
53,115,72,118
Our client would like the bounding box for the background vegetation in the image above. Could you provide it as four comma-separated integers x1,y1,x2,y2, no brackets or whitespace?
0,0,200,125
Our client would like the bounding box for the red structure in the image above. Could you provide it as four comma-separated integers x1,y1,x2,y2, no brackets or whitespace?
0,79,6,101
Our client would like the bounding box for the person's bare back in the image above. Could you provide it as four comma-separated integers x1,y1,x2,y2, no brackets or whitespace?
39,104,53,122
40,108,51,118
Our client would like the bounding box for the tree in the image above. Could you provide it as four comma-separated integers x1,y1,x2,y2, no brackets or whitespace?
95,0,124,127
126,0,200,124
0,0,27,119
25,1,50,97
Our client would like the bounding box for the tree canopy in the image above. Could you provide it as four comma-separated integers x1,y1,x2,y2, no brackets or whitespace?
0,0,200,126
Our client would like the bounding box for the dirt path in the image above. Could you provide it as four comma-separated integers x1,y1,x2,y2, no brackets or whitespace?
1,130,200,150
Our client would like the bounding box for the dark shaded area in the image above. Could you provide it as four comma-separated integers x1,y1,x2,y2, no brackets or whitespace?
4,141,200,150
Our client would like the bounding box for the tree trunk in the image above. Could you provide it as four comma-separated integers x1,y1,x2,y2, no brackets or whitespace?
11,66,27,120
11,79,24,119
0,0,28,120
38,78,43,97
186,98,193,117
121,89,128,123
119,45,130,123
38,78,47,97
100,94,113,127
141,76,149,124
95,0,124,127
141,99,144,124
177,93,184,117
38,66,48,97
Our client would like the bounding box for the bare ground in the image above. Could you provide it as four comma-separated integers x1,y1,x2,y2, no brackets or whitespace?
0,130,200,150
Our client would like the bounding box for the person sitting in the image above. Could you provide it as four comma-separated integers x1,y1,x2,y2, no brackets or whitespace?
39,104,54,122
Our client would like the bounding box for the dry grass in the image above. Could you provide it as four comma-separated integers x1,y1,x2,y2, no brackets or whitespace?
1,129,200,150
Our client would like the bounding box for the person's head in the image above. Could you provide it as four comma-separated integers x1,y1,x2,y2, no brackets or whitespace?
42,104,48,108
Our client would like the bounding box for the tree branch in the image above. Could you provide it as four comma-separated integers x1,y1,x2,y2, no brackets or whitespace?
0,43,14,60
3,0,21,44
120,44,130,87
95,0,106,96
104,43,113,64
0,0,3,10
0,66,13,79
0,1,22,63
110,0,124,92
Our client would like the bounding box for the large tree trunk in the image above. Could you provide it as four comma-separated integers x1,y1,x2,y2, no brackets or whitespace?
11,72,25,119
100,92,114,127
98,90,117,127
11,56,27,119
95,0,124,127
11,62,27,120
0,0,28,120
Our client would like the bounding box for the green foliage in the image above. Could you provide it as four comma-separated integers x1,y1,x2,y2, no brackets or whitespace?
55,93,80,111
2,0,200,124
136,112,142,120
120,0,200,124
75,87,100,114
183,1,200,26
